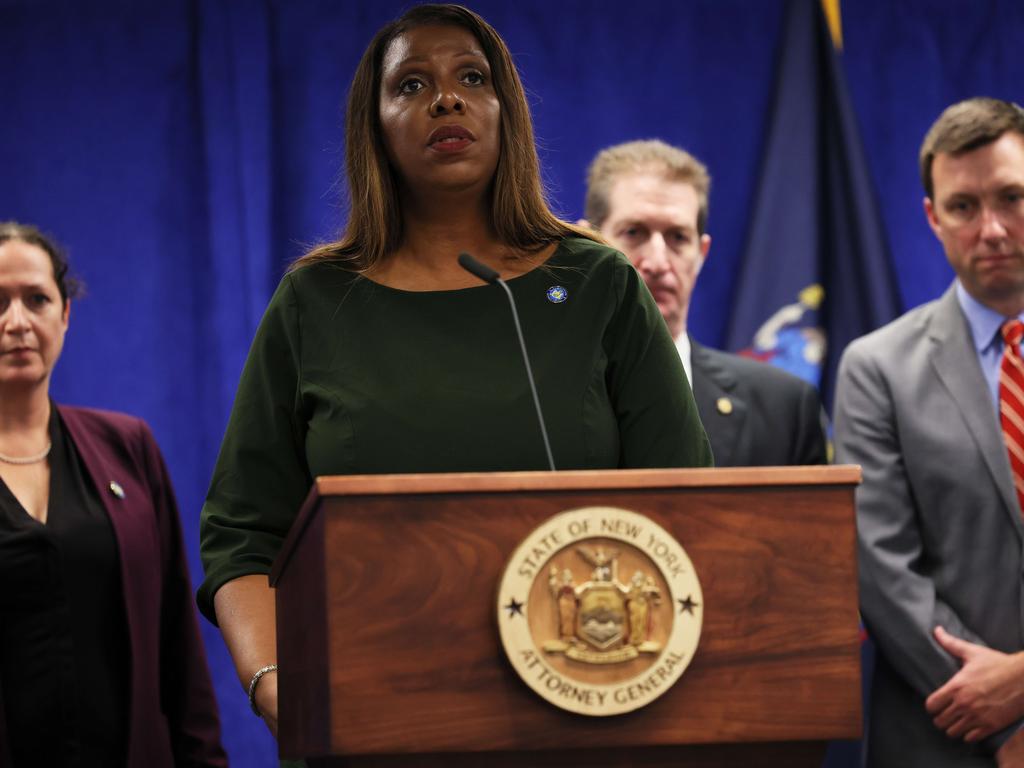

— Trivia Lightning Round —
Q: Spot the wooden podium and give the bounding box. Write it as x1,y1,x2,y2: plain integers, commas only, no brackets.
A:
269,466,861,767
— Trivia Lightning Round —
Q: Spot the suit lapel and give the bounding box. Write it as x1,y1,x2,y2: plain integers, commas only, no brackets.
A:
690,338,747,468
928,287,1021,529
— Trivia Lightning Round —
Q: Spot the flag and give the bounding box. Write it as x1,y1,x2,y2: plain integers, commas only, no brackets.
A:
724,0,901,412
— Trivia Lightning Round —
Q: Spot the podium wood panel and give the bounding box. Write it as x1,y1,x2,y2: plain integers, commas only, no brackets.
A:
272,467,860,762
304,741,826,767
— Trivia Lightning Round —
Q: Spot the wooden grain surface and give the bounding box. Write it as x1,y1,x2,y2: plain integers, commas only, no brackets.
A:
275,475,861,760
276,511,330,757
305,741,826,767
312,465,860,496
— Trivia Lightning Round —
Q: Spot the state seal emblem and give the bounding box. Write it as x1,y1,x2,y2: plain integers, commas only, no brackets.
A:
497,507,702,715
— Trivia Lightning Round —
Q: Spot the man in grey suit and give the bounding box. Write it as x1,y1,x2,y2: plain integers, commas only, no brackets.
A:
834,97,1024,767
582,139,826,466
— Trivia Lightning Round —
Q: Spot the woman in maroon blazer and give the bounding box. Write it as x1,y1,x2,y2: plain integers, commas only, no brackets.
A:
0,222,226,767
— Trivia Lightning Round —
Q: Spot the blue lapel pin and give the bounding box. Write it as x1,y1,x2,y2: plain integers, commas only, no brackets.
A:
546,285,568,303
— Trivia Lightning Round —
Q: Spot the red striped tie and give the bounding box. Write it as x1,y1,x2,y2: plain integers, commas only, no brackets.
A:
999,319,1024,515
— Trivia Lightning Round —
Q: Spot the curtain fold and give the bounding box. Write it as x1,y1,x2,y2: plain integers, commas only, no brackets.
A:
1,2,1022,765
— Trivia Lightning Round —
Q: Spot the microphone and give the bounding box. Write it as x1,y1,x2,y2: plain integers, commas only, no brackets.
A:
457,252,500,284
458,252,556,471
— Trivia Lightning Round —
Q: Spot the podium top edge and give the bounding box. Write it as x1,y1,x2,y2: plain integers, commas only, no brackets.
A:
311,465,861,497
269,466,861,585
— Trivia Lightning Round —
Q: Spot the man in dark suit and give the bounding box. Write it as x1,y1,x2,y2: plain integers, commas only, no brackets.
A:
834,98,1024,767
582,139,826,466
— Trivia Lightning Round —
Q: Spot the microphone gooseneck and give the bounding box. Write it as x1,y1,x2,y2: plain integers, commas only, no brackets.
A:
457,252,557,472
457,252,500,284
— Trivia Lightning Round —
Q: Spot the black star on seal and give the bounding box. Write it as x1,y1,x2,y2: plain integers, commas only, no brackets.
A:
678,595,699,615
504,597,525,618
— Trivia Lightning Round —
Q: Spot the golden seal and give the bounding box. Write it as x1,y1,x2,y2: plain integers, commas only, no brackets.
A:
497,507,702,716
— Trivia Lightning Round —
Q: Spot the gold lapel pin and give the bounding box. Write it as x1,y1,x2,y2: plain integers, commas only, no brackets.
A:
109,481,126,499
716,397,733,415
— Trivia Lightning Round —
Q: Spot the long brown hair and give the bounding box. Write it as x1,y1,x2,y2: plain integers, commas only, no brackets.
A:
291,4,598,273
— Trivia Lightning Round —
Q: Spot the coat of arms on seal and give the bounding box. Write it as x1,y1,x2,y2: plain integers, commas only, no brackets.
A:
497,507,702,716
543,546,663,663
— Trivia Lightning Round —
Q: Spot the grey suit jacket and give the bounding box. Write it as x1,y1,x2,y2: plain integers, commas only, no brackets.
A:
834,284,1024,767
690,339,827,467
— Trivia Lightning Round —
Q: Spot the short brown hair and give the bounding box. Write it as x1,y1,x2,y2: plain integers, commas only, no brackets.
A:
920,97,1024,199
584,139,711,234
293,4,596,273
0,221,82,306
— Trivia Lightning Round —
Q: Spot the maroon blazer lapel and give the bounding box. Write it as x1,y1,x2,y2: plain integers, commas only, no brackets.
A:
56,405,226,767
58,405,168,765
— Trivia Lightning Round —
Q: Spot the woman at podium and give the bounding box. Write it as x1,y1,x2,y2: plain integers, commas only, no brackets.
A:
0,223,226,767
198,3,712,737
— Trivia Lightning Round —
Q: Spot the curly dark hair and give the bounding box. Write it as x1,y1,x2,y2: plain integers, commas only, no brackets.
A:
0,221,83,305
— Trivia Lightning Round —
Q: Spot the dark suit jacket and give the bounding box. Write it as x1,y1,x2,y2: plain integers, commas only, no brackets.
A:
0,406,226,768
689,339,827,467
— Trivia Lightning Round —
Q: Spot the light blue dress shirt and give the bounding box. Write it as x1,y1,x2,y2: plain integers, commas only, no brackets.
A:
955,280,1024,414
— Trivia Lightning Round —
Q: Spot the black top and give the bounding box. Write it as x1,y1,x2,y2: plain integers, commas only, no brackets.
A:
0,406,129,766
199,237,713,618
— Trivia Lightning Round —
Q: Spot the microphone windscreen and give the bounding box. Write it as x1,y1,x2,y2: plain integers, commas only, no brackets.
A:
458,252,500,284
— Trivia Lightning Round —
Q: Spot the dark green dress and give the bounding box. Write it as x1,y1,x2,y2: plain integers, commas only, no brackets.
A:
197,237,711,619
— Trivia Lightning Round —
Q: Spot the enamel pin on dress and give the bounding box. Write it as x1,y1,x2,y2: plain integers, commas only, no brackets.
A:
109,481,126,499
546,286,568,303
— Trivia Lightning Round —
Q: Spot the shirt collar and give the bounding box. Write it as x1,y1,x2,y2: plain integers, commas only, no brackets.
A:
674,332,692,385
955,280,1013,354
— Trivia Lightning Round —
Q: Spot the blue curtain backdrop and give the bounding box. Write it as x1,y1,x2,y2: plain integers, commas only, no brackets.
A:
1,1,1021,765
